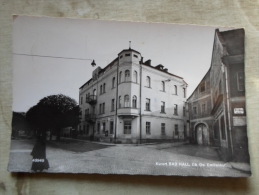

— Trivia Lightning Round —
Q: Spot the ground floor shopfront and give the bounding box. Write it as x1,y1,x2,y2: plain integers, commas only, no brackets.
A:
79,115,188,144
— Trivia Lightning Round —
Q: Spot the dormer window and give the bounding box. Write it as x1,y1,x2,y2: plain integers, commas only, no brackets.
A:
125,53,131,56
133,54,138,58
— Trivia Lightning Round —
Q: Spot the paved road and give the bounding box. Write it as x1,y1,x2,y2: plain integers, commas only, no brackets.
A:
8,139,250,177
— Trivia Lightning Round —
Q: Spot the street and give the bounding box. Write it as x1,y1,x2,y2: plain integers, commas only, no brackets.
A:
8,139,250,177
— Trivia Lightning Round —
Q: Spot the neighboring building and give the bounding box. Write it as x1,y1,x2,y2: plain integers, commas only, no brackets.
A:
79,48,188,143
187,28,248,162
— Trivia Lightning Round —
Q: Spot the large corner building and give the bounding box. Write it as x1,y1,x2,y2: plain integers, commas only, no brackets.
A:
79,48,188,143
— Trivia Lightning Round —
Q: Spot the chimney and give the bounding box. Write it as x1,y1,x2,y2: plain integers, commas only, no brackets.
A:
155,64,164,70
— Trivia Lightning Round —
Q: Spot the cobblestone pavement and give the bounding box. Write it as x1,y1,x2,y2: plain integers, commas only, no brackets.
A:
8,139,251,177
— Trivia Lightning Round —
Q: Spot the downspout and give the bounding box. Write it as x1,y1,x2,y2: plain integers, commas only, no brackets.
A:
139,57,143,144
114,57,119,143
92,78,98,141
94,72,99,140
224,63,234,157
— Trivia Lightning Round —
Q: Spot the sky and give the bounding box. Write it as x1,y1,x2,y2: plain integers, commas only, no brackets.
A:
12,16,230,112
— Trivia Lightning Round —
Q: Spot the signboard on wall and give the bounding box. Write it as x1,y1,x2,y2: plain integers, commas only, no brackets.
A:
233,116,246,126
234,108,245,115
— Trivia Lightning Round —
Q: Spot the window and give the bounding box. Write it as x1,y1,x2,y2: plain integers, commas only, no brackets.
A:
125,70,130,81
146,76,151,87
99,103,105,114
86,124,89,135
184,125,187,137
93,89,96,96
111,99,115,111
119,71,122,83
202,103,206,114
92,106,96,114
200,82,205,93
125,53,130,56
133,54,138,58
161,81,165,92
124,121,131,134
120,55,123,59
133,71,138,83
146,122,151,135
124,95,130,107
112,77,116,88
85,109,89,119
85,94,88,103
175,124,179,136
183,88,186,98
161,123,166,135
97,123,100,134
174,104,178,115
103,83,106,93
80,96,83,104
145,98,150,111
193,106,197,115
110,121,114,134
119,96,122,108
237,72,245,91
83,125,86,134
100,85,103,95
132,95,137,108
102,122,106,134
220,116,226,140
161,101,165,113
183,106,186,116
102,103,105,114
99,104,102,114
174,85,177,95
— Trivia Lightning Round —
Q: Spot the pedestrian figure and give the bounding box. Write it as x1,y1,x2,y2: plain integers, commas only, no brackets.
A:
31,136,49,172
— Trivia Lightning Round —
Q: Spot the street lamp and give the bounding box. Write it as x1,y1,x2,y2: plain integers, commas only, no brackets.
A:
91,60,96,67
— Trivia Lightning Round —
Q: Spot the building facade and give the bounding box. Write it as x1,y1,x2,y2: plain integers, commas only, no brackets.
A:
188,29,249,162
79,48,188,143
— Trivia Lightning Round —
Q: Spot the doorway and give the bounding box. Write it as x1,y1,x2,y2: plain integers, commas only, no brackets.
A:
195,123,208,145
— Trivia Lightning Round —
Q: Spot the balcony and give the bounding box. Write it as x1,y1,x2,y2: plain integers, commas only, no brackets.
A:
85,114,96,123
85,95,97,105
117,107,139,119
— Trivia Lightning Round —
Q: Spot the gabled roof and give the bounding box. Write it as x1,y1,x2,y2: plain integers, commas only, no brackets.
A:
187,28,245,100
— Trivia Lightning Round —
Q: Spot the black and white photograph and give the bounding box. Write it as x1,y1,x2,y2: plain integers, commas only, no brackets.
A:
8,15,251,177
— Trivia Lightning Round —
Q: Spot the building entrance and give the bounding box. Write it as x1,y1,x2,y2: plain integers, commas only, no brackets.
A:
196,123,208,145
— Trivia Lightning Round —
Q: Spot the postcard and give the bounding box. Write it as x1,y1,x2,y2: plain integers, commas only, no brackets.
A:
8,16,251,177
